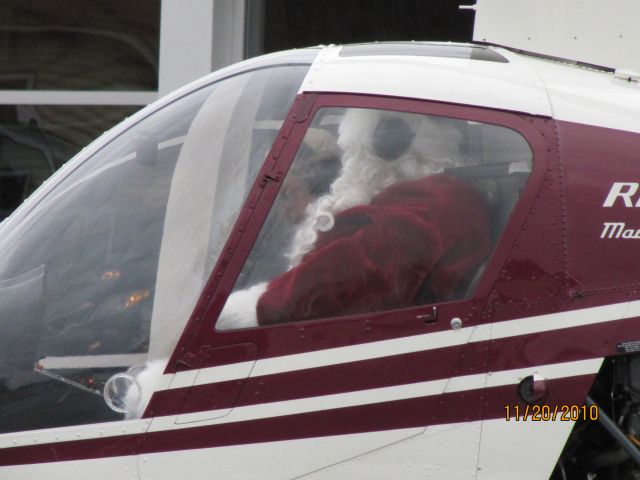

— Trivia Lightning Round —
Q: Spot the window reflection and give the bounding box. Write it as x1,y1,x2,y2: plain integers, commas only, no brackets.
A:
0,0,159,91
0,104,141,221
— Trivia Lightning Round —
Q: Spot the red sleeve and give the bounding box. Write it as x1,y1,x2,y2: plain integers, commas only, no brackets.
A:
257,174,490,326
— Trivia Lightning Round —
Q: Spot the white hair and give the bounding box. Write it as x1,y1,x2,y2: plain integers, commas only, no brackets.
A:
286,108,463,268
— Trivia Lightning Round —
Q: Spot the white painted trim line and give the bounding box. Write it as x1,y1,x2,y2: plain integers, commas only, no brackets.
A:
38,354,148,370
0,358,602,449
165,300,636,389
0,419,152,450
152,358,603,432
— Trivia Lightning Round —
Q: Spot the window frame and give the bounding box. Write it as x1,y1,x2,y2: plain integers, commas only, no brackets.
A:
167,92,551,368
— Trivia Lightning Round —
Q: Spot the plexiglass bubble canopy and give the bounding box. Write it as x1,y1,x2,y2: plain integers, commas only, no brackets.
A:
0,48,318,433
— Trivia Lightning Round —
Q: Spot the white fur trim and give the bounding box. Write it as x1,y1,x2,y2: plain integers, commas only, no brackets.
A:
316,211,335,232
125,358,168,419
217,282,267,330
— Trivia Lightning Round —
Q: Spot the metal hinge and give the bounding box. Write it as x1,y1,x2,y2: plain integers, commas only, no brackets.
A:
291,93,317,123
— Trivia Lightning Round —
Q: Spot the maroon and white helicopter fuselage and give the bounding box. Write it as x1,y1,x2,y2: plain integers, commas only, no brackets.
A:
1,19,640,480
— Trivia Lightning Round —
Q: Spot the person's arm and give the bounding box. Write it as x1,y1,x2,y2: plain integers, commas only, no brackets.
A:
257,175,491,325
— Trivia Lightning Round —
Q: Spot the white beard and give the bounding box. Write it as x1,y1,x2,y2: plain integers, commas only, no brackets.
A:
285,109,463,269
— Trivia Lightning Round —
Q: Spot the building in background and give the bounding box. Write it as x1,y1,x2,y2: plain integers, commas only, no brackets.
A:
0,0,471,220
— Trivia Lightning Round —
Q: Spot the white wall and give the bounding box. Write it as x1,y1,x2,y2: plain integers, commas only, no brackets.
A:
159,0,246,97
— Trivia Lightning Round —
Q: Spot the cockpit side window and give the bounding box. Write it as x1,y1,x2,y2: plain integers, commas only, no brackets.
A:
217,107,533,330
0,64,310,434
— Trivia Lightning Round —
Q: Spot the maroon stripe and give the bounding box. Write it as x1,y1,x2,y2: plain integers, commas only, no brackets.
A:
0,434,142,467
148,315,634,417
148,341,472,417
147,374,592,449
0,374,594,466
488,311,640,371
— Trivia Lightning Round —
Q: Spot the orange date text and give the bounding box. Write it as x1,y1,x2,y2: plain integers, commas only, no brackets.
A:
504,404,598,422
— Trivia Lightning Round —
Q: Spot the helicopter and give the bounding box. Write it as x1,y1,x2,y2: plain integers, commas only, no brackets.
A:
2,5,640,479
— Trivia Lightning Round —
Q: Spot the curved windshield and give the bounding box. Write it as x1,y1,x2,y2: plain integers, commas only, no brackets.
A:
0,126,76,222
0,64,310,434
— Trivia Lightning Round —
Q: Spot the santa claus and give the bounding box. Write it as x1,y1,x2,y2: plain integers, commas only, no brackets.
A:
217,108,491,329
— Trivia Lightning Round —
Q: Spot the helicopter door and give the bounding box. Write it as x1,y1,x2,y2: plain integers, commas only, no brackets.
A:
145,94,544,479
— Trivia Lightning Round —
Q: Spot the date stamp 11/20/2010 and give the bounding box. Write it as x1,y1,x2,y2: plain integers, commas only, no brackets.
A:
504,404,599,422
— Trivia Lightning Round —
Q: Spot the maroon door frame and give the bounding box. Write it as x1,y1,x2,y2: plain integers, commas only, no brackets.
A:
164,92,553,377
137,93,556,445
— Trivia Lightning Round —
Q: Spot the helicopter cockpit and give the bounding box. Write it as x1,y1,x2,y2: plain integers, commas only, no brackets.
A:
218,106,533,329
0,52,315,434
0,44,535,437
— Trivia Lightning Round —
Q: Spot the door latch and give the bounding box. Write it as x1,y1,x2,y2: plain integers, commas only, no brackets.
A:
416,306,437,324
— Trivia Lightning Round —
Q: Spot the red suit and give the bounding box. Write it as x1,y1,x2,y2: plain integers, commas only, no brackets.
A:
257,174,491,325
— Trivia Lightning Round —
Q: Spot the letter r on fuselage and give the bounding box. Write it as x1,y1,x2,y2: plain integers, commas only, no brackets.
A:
603,182,640,207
